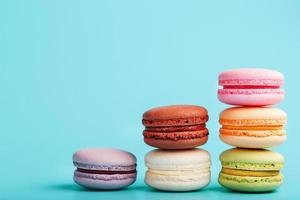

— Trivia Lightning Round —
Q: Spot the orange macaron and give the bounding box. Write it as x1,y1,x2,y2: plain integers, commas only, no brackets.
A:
219,107,287,148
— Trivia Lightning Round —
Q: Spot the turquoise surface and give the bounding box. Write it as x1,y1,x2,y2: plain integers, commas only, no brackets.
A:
0,0,299,199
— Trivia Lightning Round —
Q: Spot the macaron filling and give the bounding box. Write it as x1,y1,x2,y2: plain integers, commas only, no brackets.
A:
219,119,286,138
219,118,286,126
73,162,136,171
218,82,284,95
142,116,208,127
221,161,284,171
221,168,279,177
74,170,137,181
143,129,208,140
221,125,283,130
145,124,206,132
220,129,285,138
77,168,137,175
223,85,280,89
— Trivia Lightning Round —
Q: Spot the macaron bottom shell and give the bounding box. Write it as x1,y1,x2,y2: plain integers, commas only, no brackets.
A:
74,170,137,190
219,134,286,149
144,136,208,150
145,171,210,191
218,172,283,192
218,91,284,106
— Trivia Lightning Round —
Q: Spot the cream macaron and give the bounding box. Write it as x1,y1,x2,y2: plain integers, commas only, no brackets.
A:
144,148,211,191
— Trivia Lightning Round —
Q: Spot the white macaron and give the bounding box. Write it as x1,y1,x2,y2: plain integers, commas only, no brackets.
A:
144,148,211,191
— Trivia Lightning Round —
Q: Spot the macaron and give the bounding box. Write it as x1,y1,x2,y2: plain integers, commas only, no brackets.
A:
145,148,211,191
219,148,284,192
218,68,284,106
73,148,137,190
142,105,209,149
219,107,287,148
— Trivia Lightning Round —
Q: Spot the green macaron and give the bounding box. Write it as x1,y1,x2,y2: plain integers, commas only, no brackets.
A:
218,148,284,192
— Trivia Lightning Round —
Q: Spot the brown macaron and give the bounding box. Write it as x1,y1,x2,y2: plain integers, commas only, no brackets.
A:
142,105,209,149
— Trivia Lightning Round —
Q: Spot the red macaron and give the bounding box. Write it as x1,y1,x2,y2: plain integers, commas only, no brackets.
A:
142,105,209,149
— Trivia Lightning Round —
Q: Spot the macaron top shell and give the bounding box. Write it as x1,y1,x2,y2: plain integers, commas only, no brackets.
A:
220,148,284,170
143,105,208,127
143,105,208,120
73,148,136,170
219,68,284,86
145,148,210,170
219,107,287,126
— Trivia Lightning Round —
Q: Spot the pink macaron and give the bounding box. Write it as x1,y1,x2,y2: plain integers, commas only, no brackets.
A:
73,148,137,190
218,68,284,106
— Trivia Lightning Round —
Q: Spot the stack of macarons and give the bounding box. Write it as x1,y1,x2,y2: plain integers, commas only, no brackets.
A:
70,68,289,193
217,68,287,192
142,105,211,191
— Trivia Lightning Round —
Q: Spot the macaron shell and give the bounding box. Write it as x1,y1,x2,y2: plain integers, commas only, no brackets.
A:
219,107,287,122
220,148,284,170
145,124,206,132
218,90,284,106
73,148,136,170
219,172,283,192
142,105,208,127
143,105,208,120
145,170,210,191
74,170,136,190
145,149,211,170
218,68,284,86
220,134,286,148
144,136,208,149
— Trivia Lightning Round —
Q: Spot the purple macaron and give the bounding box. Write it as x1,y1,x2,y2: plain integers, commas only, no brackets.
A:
73,148,137,190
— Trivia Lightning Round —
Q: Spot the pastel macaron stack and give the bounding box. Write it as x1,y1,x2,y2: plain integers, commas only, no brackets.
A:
217,68,287,192
142,105,211,191
73,148,137,190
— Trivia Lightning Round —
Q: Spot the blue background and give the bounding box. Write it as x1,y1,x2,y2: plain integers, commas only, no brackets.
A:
1,0,299,199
